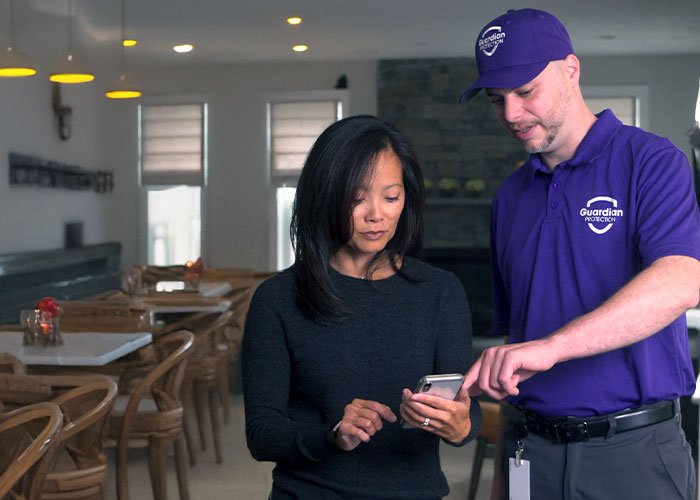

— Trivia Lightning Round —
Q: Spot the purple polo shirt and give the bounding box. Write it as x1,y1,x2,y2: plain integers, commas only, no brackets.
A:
491,109,700,416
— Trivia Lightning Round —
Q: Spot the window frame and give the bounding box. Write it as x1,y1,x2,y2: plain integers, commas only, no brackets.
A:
137,95,209,265
264,89,349,270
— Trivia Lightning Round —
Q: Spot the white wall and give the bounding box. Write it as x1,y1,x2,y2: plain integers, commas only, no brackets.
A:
0,76,112,254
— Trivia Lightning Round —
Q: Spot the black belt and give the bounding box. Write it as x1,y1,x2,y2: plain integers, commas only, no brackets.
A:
504,400,677,443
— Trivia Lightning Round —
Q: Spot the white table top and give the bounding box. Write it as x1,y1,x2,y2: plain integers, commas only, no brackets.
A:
147,300,231,315
198,281,233,298
0,332,152,366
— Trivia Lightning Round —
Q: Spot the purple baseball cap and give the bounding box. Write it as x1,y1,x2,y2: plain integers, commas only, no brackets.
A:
459,8,574,103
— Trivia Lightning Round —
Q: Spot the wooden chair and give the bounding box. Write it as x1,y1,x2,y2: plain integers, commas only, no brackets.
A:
58,301,151,333
40,375,118,500
0,352,26,374
106,330,194,500
0,402,63,500
0,373,119,500
136,265,191,288
173,311,233,466
467,400,501,500
213,310,244,425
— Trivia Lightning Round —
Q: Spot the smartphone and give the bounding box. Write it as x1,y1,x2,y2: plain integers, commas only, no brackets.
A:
402,373,465,428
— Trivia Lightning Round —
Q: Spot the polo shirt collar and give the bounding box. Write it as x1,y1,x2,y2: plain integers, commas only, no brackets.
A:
528,109,623,178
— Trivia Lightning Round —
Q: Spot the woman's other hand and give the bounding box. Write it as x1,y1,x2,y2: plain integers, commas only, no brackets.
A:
334,399,397,451
400,386,472,443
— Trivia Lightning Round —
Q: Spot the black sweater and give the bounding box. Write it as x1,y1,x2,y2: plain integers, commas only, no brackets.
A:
242,257,482,500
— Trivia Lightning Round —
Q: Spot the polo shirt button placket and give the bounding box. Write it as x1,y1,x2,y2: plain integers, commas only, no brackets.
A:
547,178,562,220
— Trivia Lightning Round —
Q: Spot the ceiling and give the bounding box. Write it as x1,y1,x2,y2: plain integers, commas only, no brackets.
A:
5,0,700,72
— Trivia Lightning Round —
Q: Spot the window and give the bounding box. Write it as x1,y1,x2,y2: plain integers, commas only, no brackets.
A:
139,102,207,265
266,90,349,270
270,101,341,177
582,85,648,128
696,77,700,123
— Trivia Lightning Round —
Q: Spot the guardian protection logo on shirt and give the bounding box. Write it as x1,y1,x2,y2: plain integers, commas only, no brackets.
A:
478,26,505,56
580,196,624,234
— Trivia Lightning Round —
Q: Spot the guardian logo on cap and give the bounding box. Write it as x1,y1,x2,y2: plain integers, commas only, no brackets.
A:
459,8,574,103
478,26,505,56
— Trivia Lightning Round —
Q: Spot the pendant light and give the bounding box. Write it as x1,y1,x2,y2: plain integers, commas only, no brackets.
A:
0,0,37,77
105,0,140,99
49,0,94,84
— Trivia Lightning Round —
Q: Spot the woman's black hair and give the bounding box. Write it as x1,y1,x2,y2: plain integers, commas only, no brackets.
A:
290,114,425,324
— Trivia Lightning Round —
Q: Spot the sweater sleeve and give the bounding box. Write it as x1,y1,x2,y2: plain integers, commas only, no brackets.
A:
433,272,482,445
241,278,340,464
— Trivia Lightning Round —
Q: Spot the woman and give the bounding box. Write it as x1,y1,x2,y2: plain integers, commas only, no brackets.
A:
242,115,481,500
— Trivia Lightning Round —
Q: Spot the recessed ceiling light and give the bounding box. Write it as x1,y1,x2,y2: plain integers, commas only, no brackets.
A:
122,39,138,47
173,44,194,53
287,17,302,25
292,44,308,52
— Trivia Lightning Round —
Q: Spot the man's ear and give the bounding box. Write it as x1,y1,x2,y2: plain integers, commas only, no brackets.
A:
563,54,580,84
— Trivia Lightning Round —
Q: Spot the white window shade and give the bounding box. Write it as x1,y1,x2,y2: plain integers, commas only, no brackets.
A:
270,100,339,175
584,97,636,126
141,104,204,185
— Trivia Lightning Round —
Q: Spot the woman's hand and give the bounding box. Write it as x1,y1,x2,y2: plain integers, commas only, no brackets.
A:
399,385,472,443
334,399,397,451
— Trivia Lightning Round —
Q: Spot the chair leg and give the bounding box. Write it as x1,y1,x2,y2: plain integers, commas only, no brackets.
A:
216,359,231,425
193,378,209,451
208,384,224,464
147,438,169,500
116,440,130,500
182,409,197,467
467,437,487,500
174,437,190,500
179,378,197,467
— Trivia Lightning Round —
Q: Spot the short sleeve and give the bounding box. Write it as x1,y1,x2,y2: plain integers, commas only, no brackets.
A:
635,142,700,266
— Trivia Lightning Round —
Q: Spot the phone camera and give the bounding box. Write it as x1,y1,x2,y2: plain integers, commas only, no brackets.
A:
422,383,432,392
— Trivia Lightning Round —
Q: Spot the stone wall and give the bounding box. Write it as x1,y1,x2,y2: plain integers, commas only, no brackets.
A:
377,58,528,248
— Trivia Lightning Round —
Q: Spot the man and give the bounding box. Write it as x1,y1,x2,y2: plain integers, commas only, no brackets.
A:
460,8,700,500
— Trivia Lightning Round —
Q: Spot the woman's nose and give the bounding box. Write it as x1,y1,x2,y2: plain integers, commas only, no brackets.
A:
365,199,383,222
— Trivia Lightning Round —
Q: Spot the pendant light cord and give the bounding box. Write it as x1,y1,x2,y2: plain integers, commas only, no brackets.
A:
120,0,126,77
7,0,14,47
67,0,74,58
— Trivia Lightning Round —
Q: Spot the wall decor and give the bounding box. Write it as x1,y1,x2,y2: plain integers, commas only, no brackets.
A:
8,152,113,193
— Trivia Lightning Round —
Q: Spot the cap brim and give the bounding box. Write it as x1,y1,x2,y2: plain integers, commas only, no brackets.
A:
458,61,549,103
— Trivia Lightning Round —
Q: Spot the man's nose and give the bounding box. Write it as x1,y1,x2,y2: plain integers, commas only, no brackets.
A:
503,95,523,124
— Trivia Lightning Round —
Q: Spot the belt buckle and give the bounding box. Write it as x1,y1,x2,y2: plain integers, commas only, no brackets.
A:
556,420,590,443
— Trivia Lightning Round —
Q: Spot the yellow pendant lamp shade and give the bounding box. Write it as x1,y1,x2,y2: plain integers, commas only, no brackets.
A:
0,46,37,77
50,0,93,84
105,74,140,99
0,0,37,77
49,53,94,83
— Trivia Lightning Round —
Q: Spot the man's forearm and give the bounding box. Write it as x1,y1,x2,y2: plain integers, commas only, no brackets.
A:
545,255,700,364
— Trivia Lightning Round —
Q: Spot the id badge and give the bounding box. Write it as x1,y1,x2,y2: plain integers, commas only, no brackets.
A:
509,457,530,500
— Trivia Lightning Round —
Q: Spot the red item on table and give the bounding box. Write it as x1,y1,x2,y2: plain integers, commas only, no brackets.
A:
36,297,60,318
